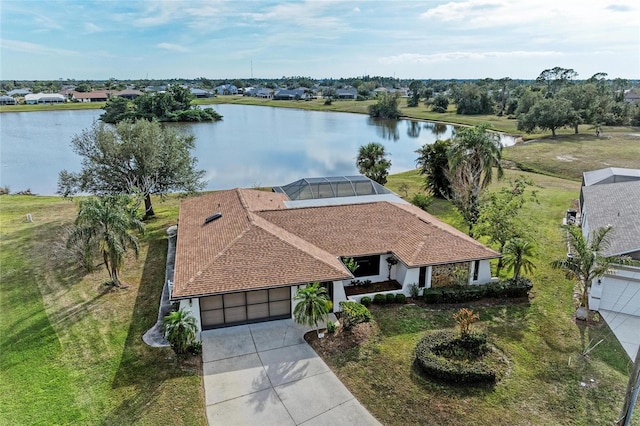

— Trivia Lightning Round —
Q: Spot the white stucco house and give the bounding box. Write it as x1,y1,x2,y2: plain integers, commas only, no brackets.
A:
169,176,499,333
580,168,640,359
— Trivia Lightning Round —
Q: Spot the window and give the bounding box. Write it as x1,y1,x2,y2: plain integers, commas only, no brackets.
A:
418,266,427,288
352,255,381,277
473,260,480,281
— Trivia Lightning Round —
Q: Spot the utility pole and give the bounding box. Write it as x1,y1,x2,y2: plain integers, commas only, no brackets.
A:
617,345,640,426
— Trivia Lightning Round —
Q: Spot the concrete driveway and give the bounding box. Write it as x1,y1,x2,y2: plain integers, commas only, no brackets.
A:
201,319,380,425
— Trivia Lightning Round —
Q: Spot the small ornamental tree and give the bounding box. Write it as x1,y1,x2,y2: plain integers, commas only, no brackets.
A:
293,282,331,336
453,308,479,337
163,308,197,357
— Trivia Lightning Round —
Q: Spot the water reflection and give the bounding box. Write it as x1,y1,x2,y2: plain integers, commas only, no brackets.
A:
367,117,400,141
0,105,515,195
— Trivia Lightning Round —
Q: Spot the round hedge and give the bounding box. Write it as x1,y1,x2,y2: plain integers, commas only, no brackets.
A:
415,330,498,384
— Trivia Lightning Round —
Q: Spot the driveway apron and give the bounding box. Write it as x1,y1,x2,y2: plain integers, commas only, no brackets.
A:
201,319,380,425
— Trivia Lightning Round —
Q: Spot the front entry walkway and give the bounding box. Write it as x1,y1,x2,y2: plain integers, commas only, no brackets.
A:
201,319,380,425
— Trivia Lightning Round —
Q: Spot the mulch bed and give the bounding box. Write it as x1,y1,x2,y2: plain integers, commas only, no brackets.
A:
344,280,402,296
304,322,377,358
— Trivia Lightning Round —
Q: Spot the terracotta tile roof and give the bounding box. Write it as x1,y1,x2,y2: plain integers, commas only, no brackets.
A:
172,189,499,299
172,189,350,298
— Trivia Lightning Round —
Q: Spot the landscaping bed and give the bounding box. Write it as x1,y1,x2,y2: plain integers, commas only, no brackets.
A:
344,279,402,296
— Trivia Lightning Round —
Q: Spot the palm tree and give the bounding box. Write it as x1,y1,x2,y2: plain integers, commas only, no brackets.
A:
447,124,504,235
293,282,331,336
551,225,629,319
448,124,504,192
503,238,536,281
163,308,197,356
67,194,144,287
356,142,391,185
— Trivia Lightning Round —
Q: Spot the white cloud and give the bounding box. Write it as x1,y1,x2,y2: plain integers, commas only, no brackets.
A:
379,50,564,64
157,43,189,52
0,39,77,56
84,23,102,33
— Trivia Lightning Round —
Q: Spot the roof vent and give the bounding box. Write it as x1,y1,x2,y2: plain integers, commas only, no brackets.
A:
204,212,222,224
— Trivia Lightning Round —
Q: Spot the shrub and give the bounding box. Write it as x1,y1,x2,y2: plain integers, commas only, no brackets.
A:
188,341,203,355
373,293,386,304
339,301,372,330
411,192,432,211
360,296,372,307
395,293,407,304
163,308,197,357
386,293,396,304
421,279,532,304
415,330,495,384
408,283,419,298
453,308,479,337
327,320,337,333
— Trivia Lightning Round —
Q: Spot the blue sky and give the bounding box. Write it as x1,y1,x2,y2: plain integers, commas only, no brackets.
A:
1,0,638,80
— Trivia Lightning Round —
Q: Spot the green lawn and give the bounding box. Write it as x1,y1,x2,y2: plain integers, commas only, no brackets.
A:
0,195,206,425
318,169,638,425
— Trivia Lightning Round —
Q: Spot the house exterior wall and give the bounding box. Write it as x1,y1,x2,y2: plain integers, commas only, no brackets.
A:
472,259,494,284
179,298,203,339
589,265,640,314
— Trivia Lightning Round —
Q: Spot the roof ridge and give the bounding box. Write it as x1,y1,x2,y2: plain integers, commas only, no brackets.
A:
390,202,500,255
250,213,350,277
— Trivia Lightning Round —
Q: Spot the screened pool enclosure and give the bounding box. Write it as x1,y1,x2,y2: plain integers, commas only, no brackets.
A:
273,176,393,200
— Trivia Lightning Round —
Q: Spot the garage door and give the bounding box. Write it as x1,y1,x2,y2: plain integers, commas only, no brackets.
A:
200,287,291,329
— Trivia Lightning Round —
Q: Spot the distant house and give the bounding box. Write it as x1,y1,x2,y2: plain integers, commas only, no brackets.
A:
168,176,499,332
336,88,358,99
71,91,110,102
116,89,143,100
579,168,640,359
7,88,31,97
190,88,213,98
244,87,274,99
273,88,313,100
623,89,640,103
214,84,238,95
0,95,17,105
24,93,65,104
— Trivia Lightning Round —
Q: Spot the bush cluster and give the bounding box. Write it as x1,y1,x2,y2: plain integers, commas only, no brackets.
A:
373,293,387,304
339,301,372,330
415,330,495,384
422,278,532,304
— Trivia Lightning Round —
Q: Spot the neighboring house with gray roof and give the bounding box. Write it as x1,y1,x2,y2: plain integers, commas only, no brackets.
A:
580,168,640,360
169,177,499,332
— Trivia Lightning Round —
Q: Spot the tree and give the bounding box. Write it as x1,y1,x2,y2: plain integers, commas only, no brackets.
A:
551,225,630,319
558,83,600,134
415,139,452,198
368,92,401,119
431,94,449,113
58,119,206,218
356,142,391,185
536,66,578,96
163,308,197,356
407,80,423,107
67,194,144,287
475,178,537,275
503,238,536,281
447,124,504,235
293,282,331,336
453,83,494,115
517,97,575,136
100,96,134,123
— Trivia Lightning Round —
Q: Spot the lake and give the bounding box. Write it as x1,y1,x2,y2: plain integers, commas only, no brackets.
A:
0,105,515,195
